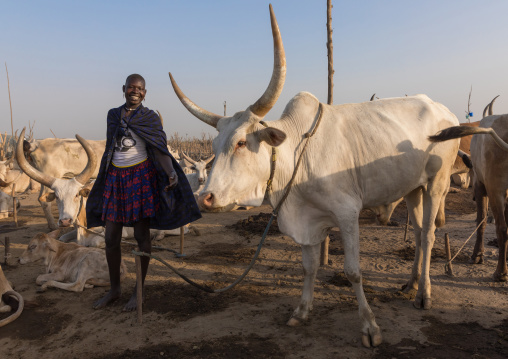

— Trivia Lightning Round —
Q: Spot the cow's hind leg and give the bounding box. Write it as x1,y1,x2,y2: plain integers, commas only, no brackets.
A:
402,188,423,295
339,211,381,347
413,179,449,310
489,194,508,282
41,278,88,292
471,181,488,264
287,243,321,326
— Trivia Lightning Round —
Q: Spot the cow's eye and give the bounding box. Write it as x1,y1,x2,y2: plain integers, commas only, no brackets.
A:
237,141,246,148
28,244,36,251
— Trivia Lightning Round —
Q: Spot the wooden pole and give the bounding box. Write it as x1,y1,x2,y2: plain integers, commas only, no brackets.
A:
321,0,334,266
11,183,17,227
179,226,185,256
4,237,10,265
326,0,334,105
135,254,143,324
403,209,410,242
320,236,330,266
444,233,454,276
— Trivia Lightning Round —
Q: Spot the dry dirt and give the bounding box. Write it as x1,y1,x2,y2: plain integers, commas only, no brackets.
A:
0,186,507,359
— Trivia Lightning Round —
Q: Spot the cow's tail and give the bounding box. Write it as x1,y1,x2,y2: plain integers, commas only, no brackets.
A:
0,291,24,327
429,126,508,152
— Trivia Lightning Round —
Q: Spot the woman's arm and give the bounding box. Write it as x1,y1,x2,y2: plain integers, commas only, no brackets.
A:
153,148,178,190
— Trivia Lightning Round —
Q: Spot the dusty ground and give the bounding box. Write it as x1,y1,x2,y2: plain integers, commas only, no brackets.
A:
0,186,507,359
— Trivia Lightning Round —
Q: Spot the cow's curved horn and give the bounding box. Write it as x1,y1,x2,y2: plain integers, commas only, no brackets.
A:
157,110,164,128
74,135,97,185
488,95,499,116
204,154,215,165
16,128,56,188
182,152,197,166
370,93,376,101
0,291,24,328
169,73,223,128
249,4,286,118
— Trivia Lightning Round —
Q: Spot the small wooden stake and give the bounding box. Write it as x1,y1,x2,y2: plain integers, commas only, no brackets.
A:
320,236,330,266
4,237,10,265
444,233,454,276
403,210,410,242
11,184,18,227
135,254,143,324
179,226,185,255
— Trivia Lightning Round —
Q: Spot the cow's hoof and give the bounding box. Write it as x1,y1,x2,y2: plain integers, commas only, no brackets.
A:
469,255,483,264
493,271,507,282
413,296,432,310
361,330,382,348
286,316,304,327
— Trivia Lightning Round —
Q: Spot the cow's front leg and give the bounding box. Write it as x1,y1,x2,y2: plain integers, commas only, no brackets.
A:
36,272,65,287
287,243,321,326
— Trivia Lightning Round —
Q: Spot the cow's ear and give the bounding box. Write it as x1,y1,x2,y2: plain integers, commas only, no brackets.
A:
79,188,91,198
257,127,287,147
46,229,61,240
39,192,56,202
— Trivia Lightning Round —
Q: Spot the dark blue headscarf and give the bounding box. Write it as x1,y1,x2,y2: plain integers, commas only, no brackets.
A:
86,104,201,229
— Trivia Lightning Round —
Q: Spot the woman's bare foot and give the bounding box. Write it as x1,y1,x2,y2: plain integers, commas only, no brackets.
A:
122,291,144,312
93,289,121,309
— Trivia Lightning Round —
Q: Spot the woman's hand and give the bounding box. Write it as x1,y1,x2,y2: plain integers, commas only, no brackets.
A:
165,170,178,191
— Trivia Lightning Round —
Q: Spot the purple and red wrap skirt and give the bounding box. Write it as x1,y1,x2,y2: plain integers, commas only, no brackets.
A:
101,159,160,225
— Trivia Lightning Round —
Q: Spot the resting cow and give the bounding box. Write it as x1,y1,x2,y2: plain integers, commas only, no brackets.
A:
429,114,508,281
169,5,459,347
19,232,127,292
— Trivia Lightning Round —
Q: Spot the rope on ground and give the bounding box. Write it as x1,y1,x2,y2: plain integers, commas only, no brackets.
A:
132,215,275,293
445,216,487,271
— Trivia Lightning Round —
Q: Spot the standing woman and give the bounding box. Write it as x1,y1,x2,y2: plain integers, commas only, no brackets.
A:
86,74,201,311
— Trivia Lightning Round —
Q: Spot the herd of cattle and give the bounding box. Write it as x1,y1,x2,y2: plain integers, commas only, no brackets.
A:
1,4,508,348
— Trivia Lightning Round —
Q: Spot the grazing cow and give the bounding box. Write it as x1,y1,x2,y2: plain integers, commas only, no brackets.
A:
429,115,508,282
169,5,459,347
0,266,24,327
19,232,127,292
15,129,102,230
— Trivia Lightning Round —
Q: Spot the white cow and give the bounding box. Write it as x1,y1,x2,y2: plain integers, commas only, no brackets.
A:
15,129,103,230
169,5,459,347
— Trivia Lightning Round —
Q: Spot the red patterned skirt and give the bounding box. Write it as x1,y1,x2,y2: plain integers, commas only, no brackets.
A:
101,159,160,225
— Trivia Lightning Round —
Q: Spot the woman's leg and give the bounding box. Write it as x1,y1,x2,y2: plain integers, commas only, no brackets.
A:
123,217,151,312
93,220,123,309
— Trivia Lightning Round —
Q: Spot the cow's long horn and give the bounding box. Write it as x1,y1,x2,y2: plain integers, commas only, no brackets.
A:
204,154,215,165
169,73,223,128
249,4,286,118
182,152,197,166
488,95,499,116
16,128,56,188
370,93,376,101
0,291,24,328
74,135,97,185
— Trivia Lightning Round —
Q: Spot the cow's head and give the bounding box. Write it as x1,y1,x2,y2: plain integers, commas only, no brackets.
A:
181,152,214,184
169,5,287,211
19,232,60,264
16,128,97,227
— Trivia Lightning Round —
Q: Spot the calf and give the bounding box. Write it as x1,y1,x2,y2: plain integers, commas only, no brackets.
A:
19,232,127,292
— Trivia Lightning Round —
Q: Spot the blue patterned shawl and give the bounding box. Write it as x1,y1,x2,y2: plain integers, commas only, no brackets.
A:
86,104,202,229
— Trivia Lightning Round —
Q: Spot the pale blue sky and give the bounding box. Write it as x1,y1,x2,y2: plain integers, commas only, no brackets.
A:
1,0,507,140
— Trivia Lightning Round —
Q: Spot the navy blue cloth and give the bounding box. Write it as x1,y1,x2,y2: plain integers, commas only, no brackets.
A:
86,104,202,230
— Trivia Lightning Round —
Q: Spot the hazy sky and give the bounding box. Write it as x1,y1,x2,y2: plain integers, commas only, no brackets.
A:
1,0,507,140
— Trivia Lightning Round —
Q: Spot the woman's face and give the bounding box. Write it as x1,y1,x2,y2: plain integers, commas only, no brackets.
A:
123,78,146,108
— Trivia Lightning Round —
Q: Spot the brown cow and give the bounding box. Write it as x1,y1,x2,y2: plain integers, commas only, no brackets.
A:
429,114,508,281
19,232,127,291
